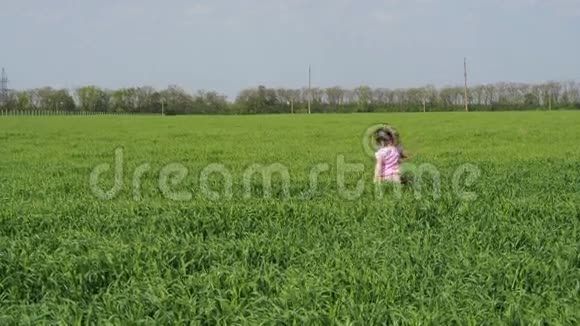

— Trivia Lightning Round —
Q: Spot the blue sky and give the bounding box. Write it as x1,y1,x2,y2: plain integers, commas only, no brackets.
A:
1,0,579,98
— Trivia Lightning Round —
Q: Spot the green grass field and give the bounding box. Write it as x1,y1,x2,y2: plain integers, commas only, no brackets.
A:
0,112,579,324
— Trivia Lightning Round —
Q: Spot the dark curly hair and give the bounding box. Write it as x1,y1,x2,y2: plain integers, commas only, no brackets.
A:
375,127,395,146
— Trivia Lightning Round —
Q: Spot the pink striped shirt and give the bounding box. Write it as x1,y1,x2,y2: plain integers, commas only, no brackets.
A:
375,146,401,179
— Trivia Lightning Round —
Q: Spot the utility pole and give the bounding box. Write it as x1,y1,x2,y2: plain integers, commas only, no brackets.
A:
0,68,8,105
308,65,312,114
161,98,166,116
464,58,469,112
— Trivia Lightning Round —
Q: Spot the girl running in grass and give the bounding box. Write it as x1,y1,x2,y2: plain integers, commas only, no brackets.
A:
374,125,408,184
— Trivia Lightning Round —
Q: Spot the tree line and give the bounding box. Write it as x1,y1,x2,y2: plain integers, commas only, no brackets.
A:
1,81,579,114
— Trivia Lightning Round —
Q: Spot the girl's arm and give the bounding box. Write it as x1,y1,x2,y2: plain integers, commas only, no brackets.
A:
374,157,382,182
398,146,411,160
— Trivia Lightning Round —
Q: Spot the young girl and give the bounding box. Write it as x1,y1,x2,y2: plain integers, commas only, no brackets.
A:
374,126,407,183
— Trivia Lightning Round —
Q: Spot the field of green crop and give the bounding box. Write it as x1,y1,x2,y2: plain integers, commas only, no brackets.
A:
0,112,579,324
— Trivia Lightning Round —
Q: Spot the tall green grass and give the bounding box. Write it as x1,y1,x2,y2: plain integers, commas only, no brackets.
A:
0,112,578,324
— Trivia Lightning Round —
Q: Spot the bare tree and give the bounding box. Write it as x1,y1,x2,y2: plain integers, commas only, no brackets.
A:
326,87,345,107
371,88,387,105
